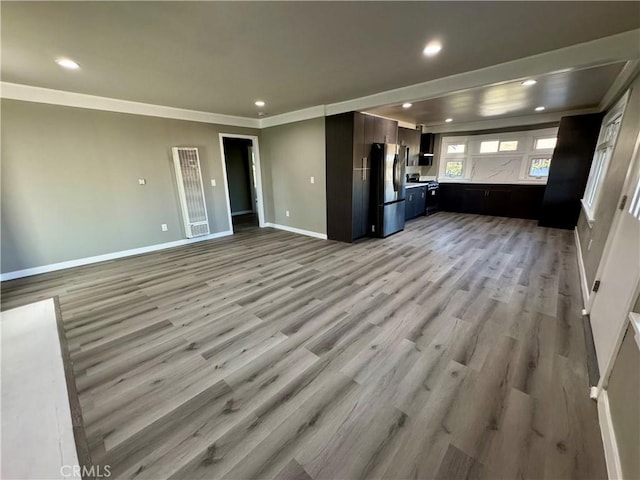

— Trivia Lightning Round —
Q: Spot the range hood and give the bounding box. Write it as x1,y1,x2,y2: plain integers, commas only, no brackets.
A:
419,133,434,166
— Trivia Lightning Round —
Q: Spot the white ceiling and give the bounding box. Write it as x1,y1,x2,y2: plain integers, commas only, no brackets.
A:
366,63,625,127
2,2,639,119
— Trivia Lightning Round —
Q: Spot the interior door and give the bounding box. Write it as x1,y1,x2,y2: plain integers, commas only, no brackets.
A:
590,135,640,384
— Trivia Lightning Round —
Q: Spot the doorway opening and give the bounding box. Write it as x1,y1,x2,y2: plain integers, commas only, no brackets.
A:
219,134,265,233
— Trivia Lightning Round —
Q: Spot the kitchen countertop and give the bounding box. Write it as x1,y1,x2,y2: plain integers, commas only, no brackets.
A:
405,182,436,188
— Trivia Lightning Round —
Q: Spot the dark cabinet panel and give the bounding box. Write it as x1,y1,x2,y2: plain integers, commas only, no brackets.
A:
373,116,398,144
486,187,512,217
416,186,427,216
352,111,366,170
463,187,487,215
539,113,604,229
399,127,421,166
405,186,427,221
405,190,415,221
439,183,546,220
326,112,381,242
352,169,369,239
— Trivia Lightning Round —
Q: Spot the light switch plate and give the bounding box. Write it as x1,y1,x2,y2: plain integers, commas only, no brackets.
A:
211,179,217,187
161,224,168,231
286,210,290,217
138,178,146,185
310,176,315,184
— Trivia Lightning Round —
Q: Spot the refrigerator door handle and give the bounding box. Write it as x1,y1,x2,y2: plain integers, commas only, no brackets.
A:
392,155,399,192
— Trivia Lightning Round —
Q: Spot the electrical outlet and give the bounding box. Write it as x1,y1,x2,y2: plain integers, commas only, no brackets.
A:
310,176,315,184
286,210,290,217
161,224,168,231
138,178,146,185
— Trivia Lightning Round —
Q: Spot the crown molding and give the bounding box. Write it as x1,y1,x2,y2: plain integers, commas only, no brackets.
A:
0,82,260,128
259,105,326,128
2,29,638,130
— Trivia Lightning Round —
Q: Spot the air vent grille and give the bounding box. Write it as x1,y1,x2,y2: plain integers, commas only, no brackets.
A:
171,147,210,238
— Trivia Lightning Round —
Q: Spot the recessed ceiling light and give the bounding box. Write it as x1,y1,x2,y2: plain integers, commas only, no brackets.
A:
402,103,412,109
55,58,79,70
255,100,265,107
521,79,537,86
445,118,453,123
535,106,545,111
423,41,442,57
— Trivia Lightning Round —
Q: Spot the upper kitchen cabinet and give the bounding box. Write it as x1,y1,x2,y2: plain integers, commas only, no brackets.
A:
398,127,421,166
372,116,398,144
327,112,392,242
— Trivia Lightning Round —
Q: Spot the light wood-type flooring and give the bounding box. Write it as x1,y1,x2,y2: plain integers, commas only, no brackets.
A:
1,213,607,480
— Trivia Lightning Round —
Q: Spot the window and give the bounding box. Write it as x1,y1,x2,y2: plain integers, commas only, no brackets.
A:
499,140,518,152
447,144,466,154
535,137,557,150
439,127,558,183
480,140,499,153
445,161,464,178
529,157,551,177
582,91,629,224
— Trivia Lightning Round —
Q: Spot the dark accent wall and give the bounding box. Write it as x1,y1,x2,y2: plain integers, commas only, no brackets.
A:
539,113,604,229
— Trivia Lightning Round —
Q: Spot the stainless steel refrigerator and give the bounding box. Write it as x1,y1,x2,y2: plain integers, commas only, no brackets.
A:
370,143,406,238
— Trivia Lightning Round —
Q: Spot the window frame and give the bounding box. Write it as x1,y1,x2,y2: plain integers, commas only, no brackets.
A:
534,136,558,151
444,160,465,179
581,91,629,226
438,128,557,183
527,155,552,179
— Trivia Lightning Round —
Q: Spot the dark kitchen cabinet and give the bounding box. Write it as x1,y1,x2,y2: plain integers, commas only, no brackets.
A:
376,116,398,144
486,187,512,217
462,187,487,215
398,127,421,166
539,113,604,229
439,183,546,220
405,186,427,220
326,112,397,242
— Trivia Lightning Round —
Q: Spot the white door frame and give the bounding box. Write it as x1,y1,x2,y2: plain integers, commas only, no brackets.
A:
591,129,640,391
218,133,266,231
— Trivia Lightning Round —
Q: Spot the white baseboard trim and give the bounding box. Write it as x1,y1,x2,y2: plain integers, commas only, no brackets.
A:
264,222,327,240
574,228,591,310
0,230,233,282
597,390,623,480
231,210,254,217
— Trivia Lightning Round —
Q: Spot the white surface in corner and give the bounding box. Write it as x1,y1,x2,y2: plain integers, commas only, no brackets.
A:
1,299,80,480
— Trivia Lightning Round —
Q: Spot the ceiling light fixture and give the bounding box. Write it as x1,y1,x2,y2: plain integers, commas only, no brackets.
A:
55,58,80,70
402,103,412,109
255,100,265,107
423,41,442,57
445,118,453,123
535,106,545,111
521,79,537,86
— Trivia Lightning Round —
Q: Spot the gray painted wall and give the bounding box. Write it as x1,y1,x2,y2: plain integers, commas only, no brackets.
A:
577,76,640,286
1,99,259,273
223,138,253,214
260,117,326,234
